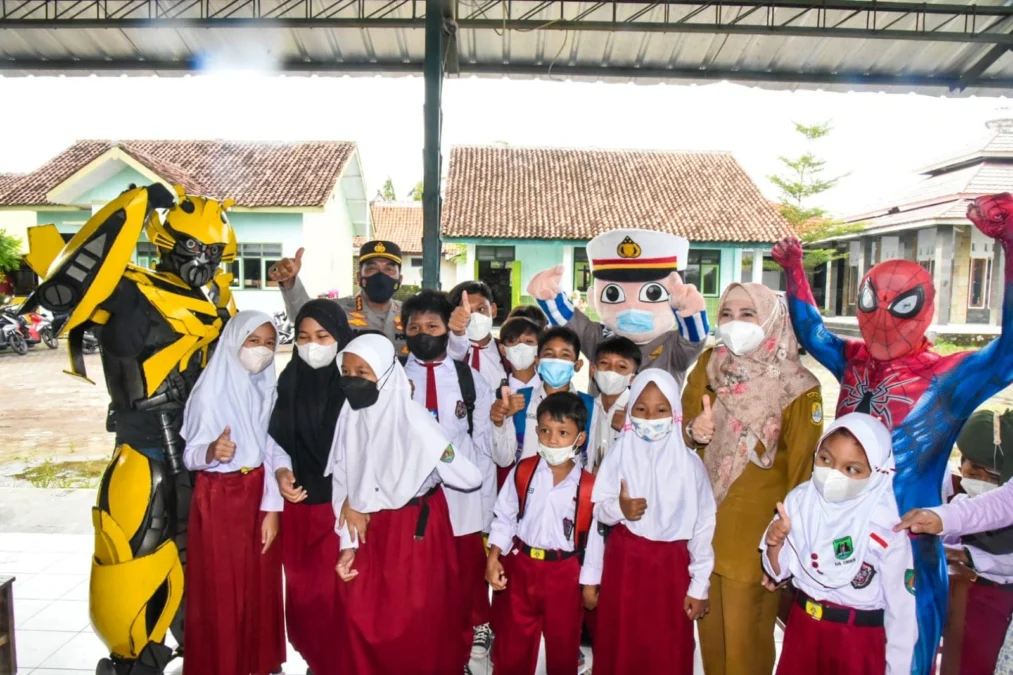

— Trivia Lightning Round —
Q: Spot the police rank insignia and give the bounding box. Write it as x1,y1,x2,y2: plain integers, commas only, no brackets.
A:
850,562,877,590
649,345,665,361
440,445,454,463
616,236,642,259
833,536,854,560
455,400,467,419
905,569,916,595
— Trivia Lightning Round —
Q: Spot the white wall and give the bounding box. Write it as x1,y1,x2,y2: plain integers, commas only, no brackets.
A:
0,210,38,252
301,190,357,300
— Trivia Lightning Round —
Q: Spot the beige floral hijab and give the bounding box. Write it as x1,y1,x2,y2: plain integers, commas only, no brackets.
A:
703,283,820,504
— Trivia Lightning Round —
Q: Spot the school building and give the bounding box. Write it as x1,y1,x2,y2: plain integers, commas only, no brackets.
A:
440,145,796,321
0,139,370,313
814,118,1013,334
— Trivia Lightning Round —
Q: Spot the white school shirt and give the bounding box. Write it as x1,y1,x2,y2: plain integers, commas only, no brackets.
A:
943,493,1013,585
487,460,604,585
593,438,716,600
404,355,498,535
490,381,599,468
760,506,917,675
465,339,508,392
509,372,540,393
183,436,284,512
586,390,630,472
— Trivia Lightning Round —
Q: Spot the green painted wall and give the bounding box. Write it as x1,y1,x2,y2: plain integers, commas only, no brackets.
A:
37,210,91,235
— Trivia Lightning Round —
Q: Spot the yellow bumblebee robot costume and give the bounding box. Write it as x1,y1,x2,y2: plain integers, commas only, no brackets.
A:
21,183,237,675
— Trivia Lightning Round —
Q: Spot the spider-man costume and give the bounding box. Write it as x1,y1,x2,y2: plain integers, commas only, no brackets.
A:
773,192,1013,675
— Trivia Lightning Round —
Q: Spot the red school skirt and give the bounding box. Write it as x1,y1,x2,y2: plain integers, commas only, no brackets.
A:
957,579,1013,675
336,487,461,675
776,591,887,675
281,500,342,675
593,525,694,675
183,466,285,675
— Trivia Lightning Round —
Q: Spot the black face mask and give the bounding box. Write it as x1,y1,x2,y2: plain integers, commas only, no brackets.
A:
340,376,380,410
406,332,450,362
361,272,400,304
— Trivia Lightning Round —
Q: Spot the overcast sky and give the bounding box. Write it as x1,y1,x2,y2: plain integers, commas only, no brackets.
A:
0,73,1007,217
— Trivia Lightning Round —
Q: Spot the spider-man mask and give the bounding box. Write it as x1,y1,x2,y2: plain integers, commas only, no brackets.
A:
857,260,935,361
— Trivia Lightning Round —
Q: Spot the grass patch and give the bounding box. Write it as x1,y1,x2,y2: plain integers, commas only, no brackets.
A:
14,458,106,489
934,341,982,356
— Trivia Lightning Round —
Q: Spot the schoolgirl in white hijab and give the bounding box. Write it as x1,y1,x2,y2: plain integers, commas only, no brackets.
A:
760,413,917,675
179,309,286,675
591,369,717,675
325,333,481,675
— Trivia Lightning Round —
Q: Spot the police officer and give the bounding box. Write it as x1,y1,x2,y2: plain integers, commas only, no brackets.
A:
269,240,470,358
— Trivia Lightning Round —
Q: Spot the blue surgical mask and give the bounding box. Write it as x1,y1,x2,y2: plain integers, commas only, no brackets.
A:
537,358,576,389
615,309,656,335
630,415,673,442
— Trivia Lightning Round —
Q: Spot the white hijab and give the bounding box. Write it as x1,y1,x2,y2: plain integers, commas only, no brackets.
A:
592,369,701,540
181,310,277,457
326,333,452,512
786,412,897,588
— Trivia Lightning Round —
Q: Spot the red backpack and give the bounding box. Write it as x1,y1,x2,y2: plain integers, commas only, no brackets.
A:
514,455,596,563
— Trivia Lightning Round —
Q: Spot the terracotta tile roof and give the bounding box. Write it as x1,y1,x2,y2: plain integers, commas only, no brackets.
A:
0,140,357,208
0,173,23,198
355,201,457,256
441,146,793,243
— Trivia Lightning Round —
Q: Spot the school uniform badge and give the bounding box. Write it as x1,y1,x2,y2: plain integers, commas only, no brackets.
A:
563,517,574,541
455,400,467,419
440,445,454,463
850,562,877,589
811,401,823,425
905,569,916,594
833,536,854,560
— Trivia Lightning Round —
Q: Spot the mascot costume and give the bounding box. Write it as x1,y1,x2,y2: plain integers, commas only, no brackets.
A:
772,193,1013,675
527,229,709,387
21,183,238,675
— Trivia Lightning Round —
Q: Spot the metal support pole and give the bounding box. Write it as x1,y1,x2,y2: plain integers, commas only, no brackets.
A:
421,0,445,290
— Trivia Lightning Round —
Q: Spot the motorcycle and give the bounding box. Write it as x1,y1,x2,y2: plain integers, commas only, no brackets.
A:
7,308,58,349
273,311,294,345
0,311,28,355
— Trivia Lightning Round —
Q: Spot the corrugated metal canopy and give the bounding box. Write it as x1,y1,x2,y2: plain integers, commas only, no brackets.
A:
3,0,1013,94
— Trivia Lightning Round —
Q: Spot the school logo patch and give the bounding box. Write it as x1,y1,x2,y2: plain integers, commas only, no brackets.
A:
833,536,854,561
811,401,823,425
563,517,574,542
440,445,455,463
905,569,916,595
455,400,467,419
850,562,877,590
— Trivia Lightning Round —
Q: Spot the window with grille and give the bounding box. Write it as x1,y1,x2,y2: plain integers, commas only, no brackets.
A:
969,258,992,309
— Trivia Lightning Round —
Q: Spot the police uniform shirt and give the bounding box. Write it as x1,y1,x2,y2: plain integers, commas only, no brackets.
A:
280,278,468,359
487,459,605,585
404,355,497,534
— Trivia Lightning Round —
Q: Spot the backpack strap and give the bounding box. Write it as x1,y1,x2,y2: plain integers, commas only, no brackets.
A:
575,469,596,565
577,392,596,464
514,455,541,523
452,359,476,436
512,387,534,461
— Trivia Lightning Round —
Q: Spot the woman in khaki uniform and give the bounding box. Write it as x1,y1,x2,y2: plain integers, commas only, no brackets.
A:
682,282,823,675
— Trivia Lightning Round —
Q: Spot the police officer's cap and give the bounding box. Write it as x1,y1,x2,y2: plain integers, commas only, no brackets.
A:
587,229,689,282
359,240,402,266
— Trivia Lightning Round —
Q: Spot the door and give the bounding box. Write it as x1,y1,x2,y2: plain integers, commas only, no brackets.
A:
478,261,513,324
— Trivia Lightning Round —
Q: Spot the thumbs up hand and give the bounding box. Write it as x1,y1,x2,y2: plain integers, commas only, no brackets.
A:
766,502,792,548
619,479,648,522
689,396,716,445
268,247,304,290
449,290,472,336
206,425,237,464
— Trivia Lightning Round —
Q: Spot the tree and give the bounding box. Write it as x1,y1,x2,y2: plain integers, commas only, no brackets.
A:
768,122,864,270
410,181,424,202
0,228,23,289
381,177,396,201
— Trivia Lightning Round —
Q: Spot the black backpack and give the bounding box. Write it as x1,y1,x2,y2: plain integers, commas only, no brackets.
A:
399,356,477,436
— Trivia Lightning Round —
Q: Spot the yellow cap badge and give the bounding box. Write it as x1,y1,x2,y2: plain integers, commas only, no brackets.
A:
616,236,642,259
375,242,386,253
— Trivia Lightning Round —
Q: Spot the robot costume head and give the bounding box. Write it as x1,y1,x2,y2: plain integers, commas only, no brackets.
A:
145,185,237,289
856,259,935,362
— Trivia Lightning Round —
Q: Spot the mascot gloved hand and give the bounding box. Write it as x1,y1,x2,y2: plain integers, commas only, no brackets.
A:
527,229,709,392
773,192,1013,675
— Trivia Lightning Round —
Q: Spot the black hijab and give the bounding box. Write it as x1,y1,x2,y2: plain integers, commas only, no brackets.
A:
268,299,353,504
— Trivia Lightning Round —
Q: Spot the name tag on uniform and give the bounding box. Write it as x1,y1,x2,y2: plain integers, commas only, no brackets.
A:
804,599,823,620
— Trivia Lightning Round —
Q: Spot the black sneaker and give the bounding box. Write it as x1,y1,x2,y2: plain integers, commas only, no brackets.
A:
471,622,493,657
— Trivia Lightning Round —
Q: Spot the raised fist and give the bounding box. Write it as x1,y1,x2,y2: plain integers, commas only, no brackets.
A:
968,193,1013,240
527,265,564,302
664,272,706,318
268,247,304,290
771,237,803,269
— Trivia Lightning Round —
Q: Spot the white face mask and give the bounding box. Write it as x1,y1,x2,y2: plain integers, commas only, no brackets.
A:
630,415,673,442
504,343,537,371
538,441,576,466
717,320,766,356
298,341,339,369
466,313,494,342
812,466,871,503
239,346,274,374
595,370,632,396
962,477,1000,498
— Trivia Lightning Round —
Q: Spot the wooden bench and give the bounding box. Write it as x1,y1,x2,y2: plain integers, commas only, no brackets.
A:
0,576,15,675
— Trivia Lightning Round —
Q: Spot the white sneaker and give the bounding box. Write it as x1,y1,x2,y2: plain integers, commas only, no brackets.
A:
471,623,493,657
